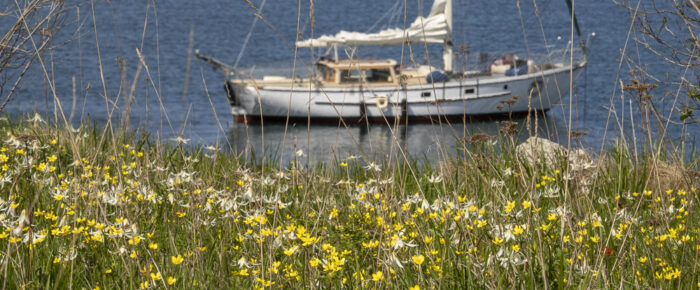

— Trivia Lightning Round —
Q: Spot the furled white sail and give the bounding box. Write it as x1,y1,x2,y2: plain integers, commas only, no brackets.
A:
295,0,450,47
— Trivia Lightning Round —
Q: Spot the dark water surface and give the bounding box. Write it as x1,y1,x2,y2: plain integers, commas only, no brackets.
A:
2,0,697,164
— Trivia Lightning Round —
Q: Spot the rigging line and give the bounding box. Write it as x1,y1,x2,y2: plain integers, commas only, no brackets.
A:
366,0,403,32
387,0,405,29
234,0,267,69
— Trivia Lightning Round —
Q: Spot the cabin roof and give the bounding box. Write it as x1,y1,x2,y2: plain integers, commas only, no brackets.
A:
316,58,397,69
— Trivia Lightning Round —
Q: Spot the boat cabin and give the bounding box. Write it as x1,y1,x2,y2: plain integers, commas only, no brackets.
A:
316,59,398,85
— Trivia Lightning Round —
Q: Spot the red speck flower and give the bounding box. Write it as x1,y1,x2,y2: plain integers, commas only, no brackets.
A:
601,247,614,256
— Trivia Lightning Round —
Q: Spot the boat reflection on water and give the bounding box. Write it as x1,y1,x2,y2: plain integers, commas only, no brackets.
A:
224,114,571,166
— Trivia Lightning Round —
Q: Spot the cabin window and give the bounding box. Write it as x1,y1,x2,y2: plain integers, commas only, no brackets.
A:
464,88,475,94
340,68,393,83
317,65,336,82
367,69,392,82
421,91,431,97
340,70,363,83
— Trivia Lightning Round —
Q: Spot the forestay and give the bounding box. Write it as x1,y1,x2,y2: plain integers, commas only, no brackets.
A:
295,0,449,47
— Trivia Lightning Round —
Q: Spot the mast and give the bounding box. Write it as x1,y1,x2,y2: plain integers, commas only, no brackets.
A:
442,0,453,72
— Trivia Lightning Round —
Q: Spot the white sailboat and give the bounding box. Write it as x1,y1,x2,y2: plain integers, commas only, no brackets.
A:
200,0,589,123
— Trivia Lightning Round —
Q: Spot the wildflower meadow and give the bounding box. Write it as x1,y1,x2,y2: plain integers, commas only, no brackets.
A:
0,117,698,289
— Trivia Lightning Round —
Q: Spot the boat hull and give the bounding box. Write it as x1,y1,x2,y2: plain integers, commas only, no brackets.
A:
229,63,584,123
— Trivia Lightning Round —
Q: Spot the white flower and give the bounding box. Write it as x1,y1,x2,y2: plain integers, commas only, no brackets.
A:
27,231,46,244
503,167,514,176
389,254,403,269
262,177,276,186
490,179,505,188
277,200,292,209
379,177,394,185
60,248,77,262
421,199,430,210
392,236,417,250
5,135,21,148
238,257,251,268
544,186,561,198
364,162,381,172
17,210,29,227
28,113,45,124
171,136,190,145
275,171,288,179
427,174,442,183
242,187,254,201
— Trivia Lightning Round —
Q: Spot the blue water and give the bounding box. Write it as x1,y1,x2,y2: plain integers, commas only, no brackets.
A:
2,0,697,163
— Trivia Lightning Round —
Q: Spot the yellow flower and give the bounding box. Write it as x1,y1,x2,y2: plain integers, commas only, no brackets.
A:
681,234,691,242
503,201,515,214
412,254,425,265
512,225,524,235
237,268,249,276
521,200,531,209
423,236,433,244
150,272,161,281
171,254,184,265
148,243,158,250
409,285,420,290
511,244,520,252
371,270,383,282
284,246,297,256
105,269,112,274
128,236,142,245
340,162,347,167
310,258,321,268
492,237,504,245
167,276,177,285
